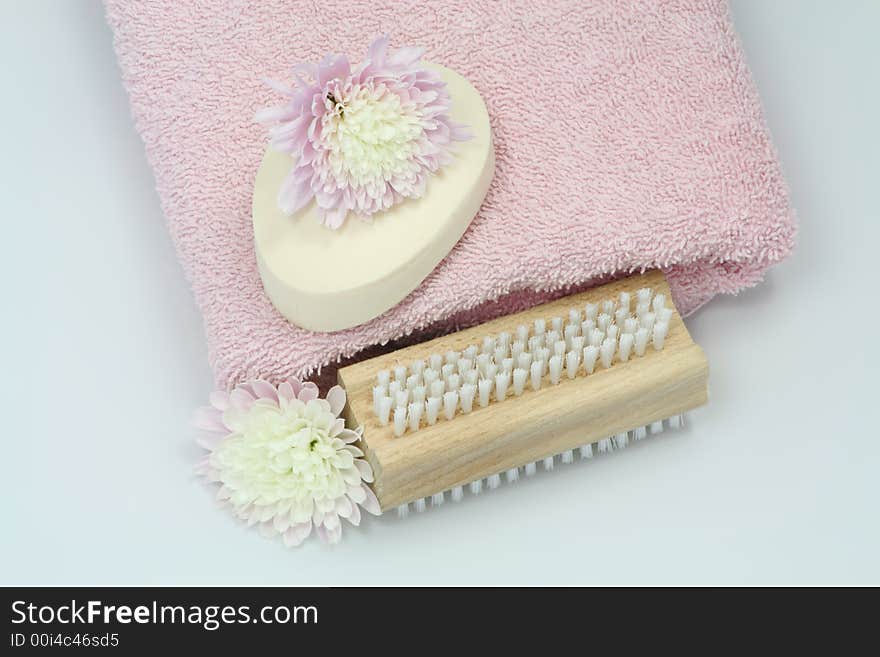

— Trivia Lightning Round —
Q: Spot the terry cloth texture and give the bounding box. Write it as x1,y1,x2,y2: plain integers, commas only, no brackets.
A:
106,0,795,388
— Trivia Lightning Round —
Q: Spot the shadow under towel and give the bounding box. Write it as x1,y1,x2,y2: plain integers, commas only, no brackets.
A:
105,0,796,388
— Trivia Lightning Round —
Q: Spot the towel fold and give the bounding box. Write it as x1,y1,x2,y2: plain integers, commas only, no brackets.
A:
106,0,795,388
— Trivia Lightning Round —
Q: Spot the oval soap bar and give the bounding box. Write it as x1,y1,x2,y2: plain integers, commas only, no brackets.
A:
253,63,494,332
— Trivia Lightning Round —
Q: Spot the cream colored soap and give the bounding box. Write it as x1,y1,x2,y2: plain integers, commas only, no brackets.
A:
252,63,494,332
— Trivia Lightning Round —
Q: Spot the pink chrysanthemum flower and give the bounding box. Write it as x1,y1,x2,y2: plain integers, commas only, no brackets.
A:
256,36,471,229
194,378,380,546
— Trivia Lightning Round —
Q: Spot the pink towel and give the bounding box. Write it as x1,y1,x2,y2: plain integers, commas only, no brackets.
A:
106,0,795,389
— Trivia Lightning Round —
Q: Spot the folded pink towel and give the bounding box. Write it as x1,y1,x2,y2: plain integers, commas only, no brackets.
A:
106,0,795,388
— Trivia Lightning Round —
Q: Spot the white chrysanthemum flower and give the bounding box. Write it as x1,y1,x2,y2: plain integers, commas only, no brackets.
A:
194,378,380,546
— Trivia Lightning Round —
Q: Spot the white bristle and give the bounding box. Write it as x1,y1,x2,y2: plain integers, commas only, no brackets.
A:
493,346,507,363
494,371,510,401
597,313,611,332
414,498,426,513
389,380,402,398
430,380,445,398
516,324,529,342
618,333,634,362
440,363,455,379
598,438,613,454
377,369,391,387
378,396,392,426
394,365,407,382
426,397,441,425
487,473,502,489
564,323,579,343
411,385,426,404
476,353,491,373
396,504,409,518
485,363,498,382
395,390,409,408
512,368,527,396
372,386,385,415
652,294,666,312
636,301,650,318
457,358,473,375
581,319,595,336
584,302,598,321
445,350,460,365
529,361,543,391
469,479,483,495
561,449,574,464
571,335,585,353
549,355,563,384
534,318,546,335
478,378,493,408
463,369,478,386
525,462,537,476
543,456,555,471
589,328,604,347
516,351,532,371
624,317,639,334
545,329,561,349
501,357,514,374
451,486,464,502
602,300,615,316
569,309,581,324
600,338,616,368
619,291,631,312
407,402,423,432
463,345,478,361
528,335,543,354
579,443,593,459
505,468,520,483
614,432,629,449
431,491,445,506
410,360,425,377
634,425,647,440
443,391,459,421
554,340,566,357
551,316,563,332
637,287,652,304
459,383,476,413
405,374,420,391
653,321,669,350
606,325,619,343
481,336,495,354
669,414,683,429
634,328,649,356
657,307,673,324
423,369,438,386
446,373,461,391
429,353,443,371
498,332,511,349
393,407,407,437
511,340,525,361
641,311,656,333
538,348,551,375
651,420,664,434
582,345,599,374
565,350,580,379
615,308,629,327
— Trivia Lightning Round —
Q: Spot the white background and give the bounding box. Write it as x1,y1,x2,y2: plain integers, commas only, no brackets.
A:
2,1,877,585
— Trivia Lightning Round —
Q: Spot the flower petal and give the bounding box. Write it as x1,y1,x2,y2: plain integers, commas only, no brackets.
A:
355,458,374,483
346,503,361,527
209,391,229,411
249,379,279,403
192,406,227,433
338,428,361,444
298,382,319,402
359,485,382,516
326,385,347,417
283,522,312,547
